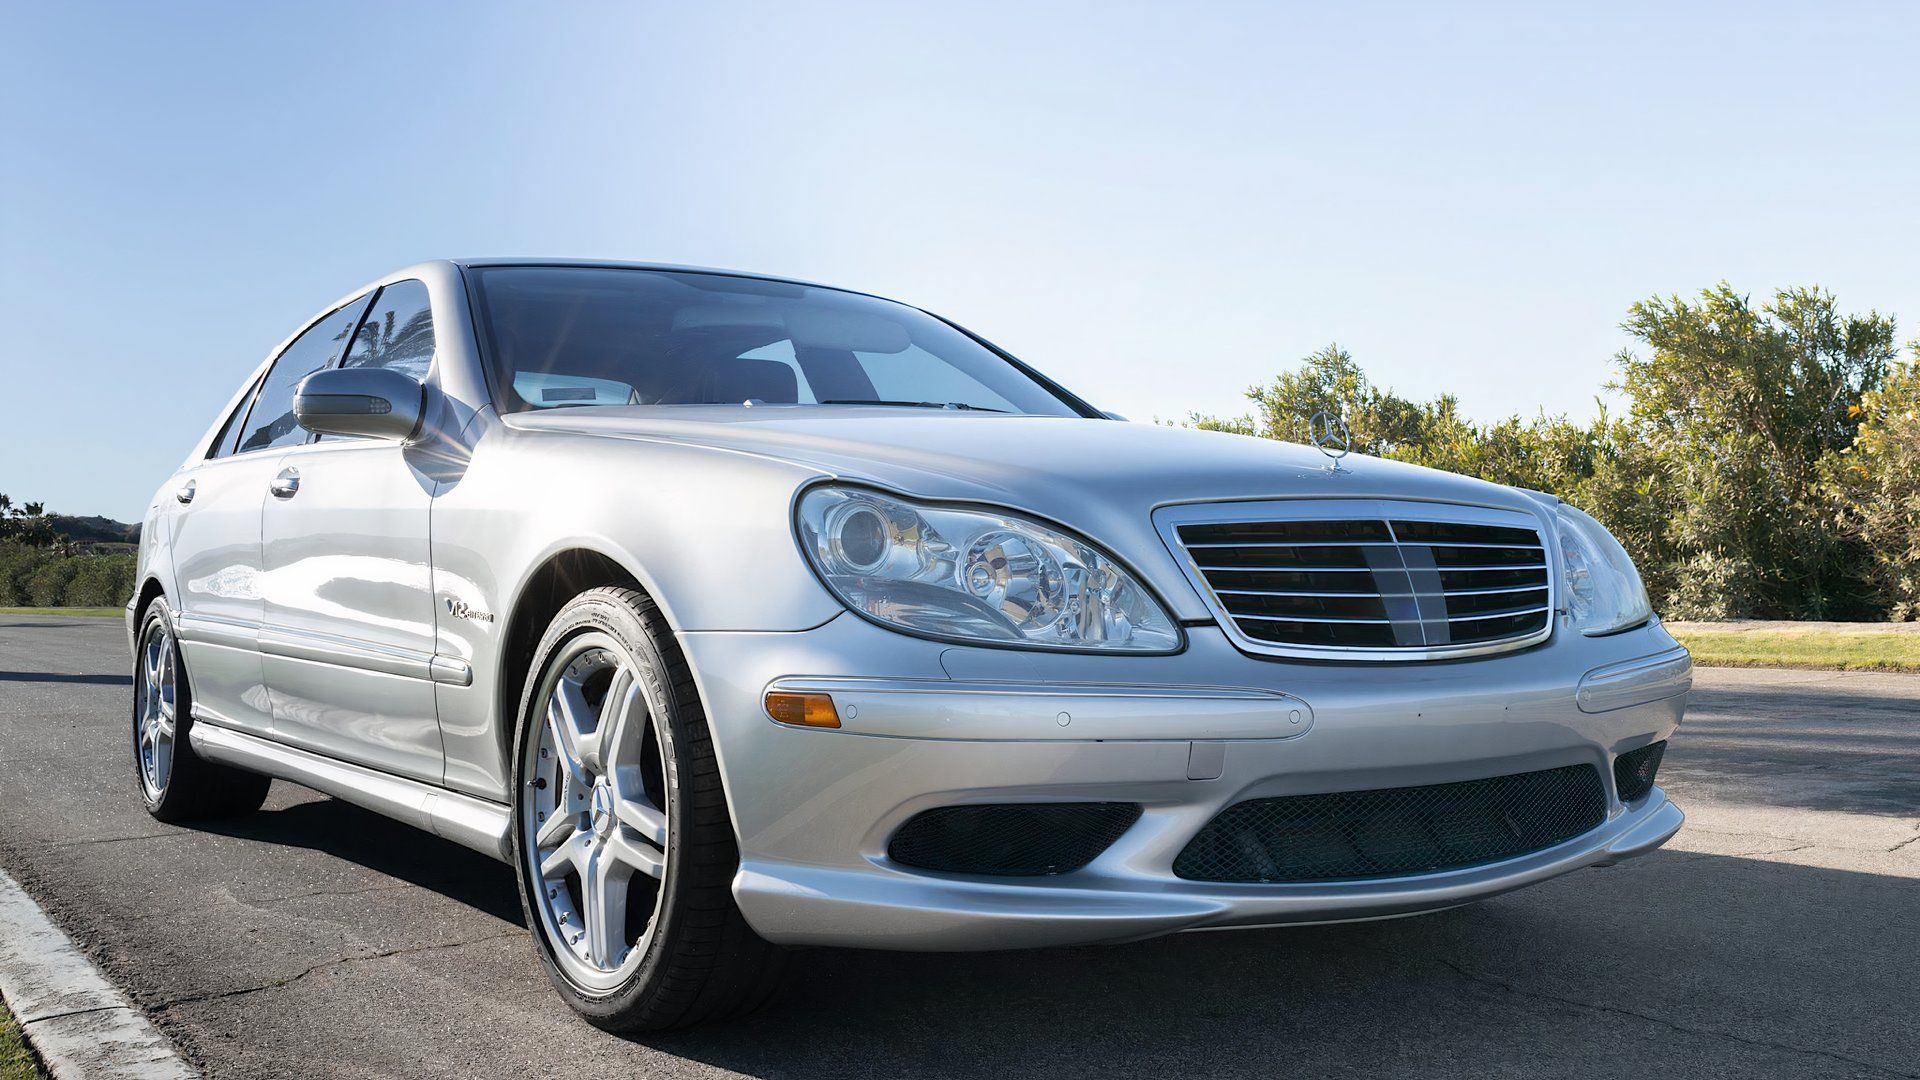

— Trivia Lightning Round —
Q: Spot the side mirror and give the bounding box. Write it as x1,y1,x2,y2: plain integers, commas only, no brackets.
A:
294,367,425,441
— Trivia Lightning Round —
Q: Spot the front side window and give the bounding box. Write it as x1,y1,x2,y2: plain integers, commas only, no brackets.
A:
343,279,434,379
236,295,371,454
468,267,1083,416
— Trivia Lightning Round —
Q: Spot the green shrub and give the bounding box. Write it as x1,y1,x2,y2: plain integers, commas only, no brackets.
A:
0,545,51,606
26,559,81,607
0,543,136,608
63,555,136,607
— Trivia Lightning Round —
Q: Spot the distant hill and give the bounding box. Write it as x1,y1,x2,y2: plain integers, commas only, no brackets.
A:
49,513,141,546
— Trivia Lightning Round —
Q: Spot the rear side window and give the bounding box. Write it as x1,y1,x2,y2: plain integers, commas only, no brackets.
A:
342,279,434,379
205,375,263,459
236,296,371,454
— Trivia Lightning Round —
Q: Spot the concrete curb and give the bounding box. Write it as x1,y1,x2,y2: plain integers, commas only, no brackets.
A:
0,868,195,1079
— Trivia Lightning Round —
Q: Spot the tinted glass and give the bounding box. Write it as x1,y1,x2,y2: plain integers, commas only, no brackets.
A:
343,279,434,379
205,375,262,459
469,267,1081,416
237,296,371,454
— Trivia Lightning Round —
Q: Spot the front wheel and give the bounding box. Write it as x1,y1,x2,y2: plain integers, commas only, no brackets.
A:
511,587,789,1030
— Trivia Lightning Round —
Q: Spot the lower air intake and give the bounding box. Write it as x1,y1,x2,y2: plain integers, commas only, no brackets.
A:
888,803,1142,877
1174,764,1607,883
1614,741,1667,803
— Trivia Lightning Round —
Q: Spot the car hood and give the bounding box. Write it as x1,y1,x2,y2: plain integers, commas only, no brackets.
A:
505,405,1553,621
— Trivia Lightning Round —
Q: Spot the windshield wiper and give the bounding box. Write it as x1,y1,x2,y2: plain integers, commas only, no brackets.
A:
816,399,1009,413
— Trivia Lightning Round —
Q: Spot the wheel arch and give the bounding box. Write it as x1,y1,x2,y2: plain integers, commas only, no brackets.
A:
494,547,648,770
133,576,168,625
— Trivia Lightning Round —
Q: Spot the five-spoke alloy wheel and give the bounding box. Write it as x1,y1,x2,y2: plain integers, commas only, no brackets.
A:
511,587,788,1030
522,636,673,990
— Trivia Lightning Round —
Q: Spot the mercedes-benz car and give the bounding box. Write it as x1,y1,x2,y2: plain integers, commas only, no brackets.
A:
130,259,1689,1030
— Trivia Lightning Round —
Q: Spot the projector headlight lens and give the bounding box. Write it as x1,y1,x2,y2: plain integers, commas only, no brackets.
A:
796,486,1180,651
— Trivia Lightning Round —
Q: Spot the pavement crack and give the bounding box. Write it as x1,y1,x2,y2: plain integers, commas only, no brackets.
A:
1436,959,1919,1079
21,1003,129,1026
150,930,524,1013
1887,825,1920,853
50,831,178,849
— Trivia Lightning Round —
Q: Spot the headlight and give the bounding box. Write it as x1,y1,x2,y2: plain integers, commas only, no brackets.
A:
1553,503,1652,635
796,486,1181,652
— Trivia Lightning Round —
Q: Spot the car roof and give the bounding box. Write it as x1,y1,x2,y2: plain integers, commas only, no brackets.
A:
446,257,864,298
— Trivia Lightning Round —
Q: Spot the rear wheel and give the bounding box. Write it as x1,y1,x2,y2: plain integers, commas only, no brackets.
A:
133,597,271,821
511,587,789,1030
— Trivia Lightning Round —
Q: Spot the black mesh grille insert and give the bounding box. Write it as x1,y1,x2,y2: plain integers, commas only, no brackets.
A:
1173,765,1607,883
888,803,1142,877
1614,741,1667,803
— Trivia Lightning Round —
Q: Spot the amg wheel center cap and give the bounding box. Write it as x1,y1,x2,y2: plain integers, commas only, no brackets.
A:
590,782,615,837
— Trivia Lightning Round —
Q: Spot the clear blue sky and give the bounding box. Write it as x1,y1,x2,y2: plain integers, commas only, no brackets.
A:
5,2,1916,520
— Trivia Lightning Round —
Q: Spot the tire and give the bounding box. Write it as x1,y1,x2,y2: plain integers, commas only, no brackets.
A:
133,597,272,822
510,587,789,1030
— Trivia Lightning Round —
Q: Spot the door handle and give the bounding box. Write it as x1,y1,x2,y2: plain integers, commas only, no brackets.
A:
269,467,300,499
174,480,196,504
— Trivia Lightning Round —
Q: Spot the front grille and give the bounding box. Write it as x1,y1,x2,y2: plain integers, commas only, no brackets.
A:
1173,764,1606,883
887,803,1141,877
1614,741,1667,802
1172,514,1551,656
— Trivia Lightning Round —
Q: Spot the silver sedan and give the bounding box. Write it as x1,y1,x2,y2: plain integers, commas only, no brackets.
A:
130,259,1688,1029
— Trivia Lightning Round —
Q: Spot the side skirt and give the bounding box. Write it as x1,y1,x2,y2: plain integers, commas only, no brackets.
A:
189,714,513,863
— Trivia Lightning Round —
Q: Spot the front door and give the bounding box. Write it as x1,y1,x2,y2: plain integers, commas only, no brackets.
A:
258,278,445,782
259,438,441,780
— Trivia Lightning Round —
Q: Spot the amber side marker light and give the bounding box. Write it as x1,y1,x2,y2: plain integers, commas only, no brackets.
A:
766,690,840,729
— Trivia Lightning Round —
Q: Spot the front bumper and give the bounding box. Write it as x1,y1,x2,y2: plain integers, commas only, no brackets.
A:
680,615,1689,951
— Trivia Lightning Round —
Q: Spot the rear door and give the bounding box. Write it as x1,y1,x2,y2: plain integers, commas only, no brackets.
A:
169,295,371,734
258,280,444,782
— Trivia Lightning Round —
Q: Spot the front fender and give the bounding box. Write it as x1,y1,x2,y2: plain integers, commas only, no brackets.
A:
429,416,843,800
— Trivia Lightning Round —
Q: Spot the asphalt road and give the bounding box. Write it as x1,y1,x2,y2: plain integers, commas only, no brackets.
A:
1,615,1916,1080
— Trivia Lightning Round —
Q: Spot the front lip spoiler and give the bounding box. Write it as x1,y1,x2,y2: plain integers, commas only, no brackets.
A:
732,790,1686,951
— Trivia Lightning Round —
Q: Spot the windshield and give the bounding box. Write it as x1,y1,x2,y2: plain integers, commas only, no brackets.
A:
467,266,1086,416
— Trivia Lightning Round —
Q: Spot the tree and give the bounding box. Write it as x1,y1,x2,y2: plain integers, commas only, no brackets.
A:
1833,354,1920,618
1195,344,1432,457
0,494,53,547
1616,285,1892,618
1190,283,1896,621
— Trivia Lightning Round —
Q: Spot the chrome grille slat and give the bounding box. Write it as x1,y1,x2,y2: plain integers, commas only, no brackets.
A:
1184,541,1542,551
1165,506,1555,660
1213,589,1383,598
1194,564,1378,573
1232,613,1395,625
1429,584,1548,597
1446,605,1551,622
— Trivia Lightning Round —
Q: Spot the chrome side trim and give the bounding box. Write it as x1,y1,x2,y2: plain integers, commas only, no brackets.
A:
429,655,475,686
173,611,260,652
188,717,511,862
1153,498,1557,662
762,677,1313,741
182,618,472,685
258,625,434,680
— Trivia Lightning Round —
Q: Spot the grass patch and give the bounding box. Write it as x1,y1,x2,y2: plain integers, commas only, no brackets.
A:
0,607,120,618
1668,622,1920,673
0,1000,45,1080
